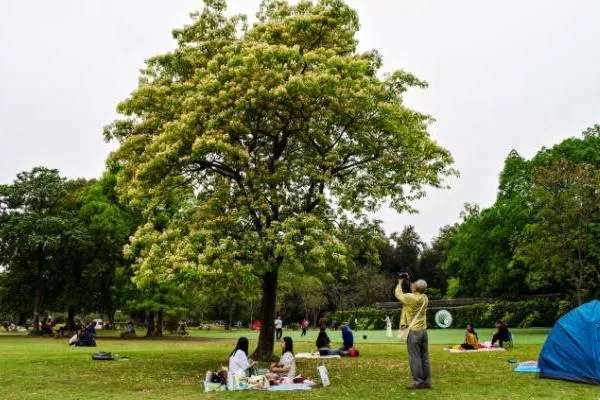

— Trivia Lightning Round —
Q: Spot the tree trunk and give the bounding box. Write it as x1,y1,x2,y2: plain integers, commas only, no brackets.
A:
31,286,42,335
155,309,163,337
32,244,44,335
65,307,78,332
253,269,278,361
108,311,115,330
145,311,155,337
18,312,26,326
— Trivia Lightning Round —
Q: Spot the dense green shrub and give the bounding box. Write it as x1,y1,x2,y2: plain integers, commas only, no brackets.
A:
327,298,573,330
449,299,571,328
51,314,66,324
164,316,179,334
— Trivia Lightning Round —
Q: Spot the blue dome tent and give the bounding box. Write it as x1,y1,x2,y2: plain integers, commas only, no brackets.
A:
538,300,600,385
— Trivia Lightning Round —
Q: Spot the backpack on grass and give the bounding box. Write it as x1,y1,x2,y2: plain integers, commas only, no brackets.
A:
92,352,114,361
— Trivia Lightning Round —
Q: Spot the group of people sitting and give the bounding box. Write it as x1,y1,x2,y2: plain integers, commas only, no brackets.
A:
1,321,18,331
455,320,512,350
315,322,354,356
226,321,358,389
69,321,98,347
228,336,297,388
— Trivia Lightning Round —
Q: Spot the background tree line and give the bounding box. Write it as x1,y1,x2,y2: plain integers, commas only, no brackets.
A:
2,126,599,335
0,166,446,333
443,125,600,305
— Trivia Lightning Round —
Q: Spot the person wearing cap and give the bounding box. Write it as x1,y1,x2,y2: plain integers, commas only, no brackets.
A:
395,277,431,390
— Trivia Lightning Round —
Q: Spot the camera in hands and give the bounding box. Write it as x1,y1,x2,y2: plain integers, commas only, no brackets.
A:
398,272,410,280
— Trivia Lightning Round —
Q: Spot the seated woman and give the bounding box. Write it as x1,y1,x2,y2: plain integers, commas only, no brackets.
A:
315,331,346,356
460,324,479,350
266,337,296,384
228,337,257,383
491,320,511,347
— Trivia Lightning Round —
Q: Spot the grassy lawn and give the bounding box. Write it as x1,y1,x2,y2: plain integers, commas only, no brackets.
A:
1,329,598,400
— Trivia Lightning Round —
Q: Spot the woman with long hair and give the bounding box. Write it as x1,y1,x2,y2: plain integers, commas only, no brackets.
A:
315,330,340,355
266,336,296,384
228,337,257,379
461,324,479,350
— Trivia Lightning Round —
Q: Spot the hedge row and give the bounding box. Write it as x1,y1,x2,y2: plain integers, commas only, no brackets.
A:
326,298,573,330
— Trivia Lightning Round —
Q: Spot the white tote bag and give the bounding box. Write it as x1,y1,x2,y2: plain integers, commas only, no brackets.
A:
317,363,330,387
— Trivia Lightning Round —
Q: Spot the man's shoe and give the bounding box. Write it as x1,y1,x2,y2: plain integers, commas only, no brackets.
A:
420,383,432,389
406,383,421,390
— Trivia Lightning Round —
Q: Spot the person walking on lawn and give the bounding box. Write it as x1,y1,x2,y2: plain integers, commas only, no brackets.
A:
300,319,309,336
274,315,283,341
395,276,431,390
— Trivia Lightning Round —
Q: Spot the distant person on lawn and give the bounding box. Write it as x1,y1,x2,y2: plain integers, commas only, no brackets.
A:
384,315,393,337
318,312,327,332
274,315,283,340
335,322,354,351
491,320,511,347
300,319,309,336
461,324,479,350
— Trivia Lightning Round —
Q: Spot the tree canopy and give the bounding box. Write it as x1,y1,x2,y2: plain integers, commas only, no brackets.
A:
104,0,453,359
443,127,600,303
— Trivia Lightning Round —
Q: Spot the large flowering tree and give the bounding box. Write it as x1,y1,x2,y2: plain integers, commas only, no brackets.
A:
105,0,454,359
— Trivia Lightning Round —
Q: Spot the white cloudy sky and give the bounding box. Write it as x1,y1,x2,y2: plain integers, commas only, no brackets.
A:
1,0,599,242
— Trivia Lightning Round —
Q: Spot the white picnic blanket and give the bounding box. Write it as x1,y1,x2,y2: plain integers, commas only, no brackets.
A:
296,352,341,359
443,347,506,353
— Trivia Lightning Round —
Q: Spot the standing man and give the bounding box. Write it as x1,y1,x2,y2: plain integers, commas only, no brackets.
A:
274,315,283,341
395,275,431,390
318,312,327,332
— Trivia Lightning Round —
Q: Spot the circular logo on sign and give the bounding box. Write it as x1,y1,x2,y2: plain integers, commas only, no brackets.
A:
434,309,453,328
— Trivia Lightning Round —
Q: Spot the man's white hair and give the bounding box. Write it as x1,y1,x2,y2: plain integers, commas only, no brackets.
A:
414,279,427,293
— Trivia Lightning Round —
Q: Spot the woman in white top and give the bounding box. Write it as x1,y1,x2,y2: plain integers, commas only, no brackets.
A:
228,337,257,378
266,336,296,384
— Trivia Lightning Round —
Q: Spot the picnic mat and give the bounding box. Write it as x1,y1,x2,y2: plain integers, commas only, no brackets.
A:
296,352,341,359
267,383,313,391
443,347,507,353
514,361,540,373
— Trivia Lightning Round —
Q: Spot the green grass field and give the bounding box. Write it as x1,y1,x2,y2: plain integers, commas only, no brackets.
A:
1,328,598,399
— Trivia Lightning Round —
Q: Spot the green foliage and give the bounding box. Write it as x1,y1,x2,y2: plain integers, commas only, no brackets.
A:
0,167,79,332
164,316,180,334
514,161,600,304
443,127,600,302
417,225,455,294
0,169,140,330
442,299,571,329
445,277,460,299
388,226,424,277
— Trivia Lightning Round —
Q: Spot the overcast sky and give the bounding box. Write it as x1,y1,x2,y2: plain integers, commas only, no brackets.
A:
1,0,599,242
